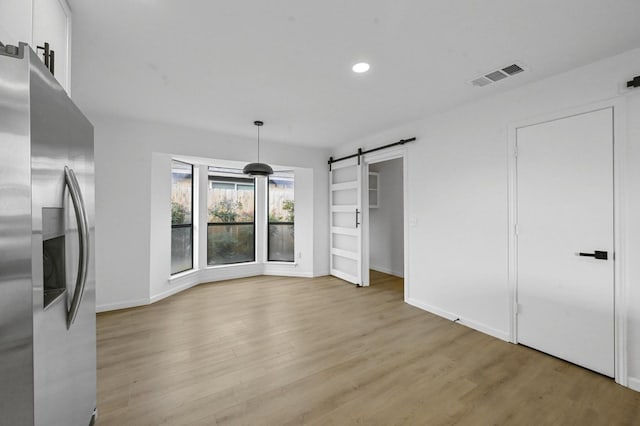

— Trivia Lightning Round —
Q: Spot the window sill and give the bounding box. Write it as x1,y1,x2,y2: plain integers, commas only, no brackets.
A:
206,261,260,270
266,261,297,266
169,269,197,282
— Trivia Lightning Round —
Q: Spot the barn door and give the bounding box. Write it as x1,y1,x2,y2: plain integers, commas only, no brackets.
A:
329,157,363,285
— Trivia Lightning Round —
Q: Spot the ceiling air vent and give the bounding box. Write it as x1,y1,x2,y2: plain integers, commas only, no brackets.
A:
468,62,526,88
471,77,492,87
502,64,524,76
485,70,508,82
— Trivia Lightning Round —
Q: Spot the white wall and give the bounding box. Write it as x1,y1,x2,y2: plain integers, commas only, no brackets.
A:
0,1,32,46
369,159,404,277
333,48,640,390
89,113,330,312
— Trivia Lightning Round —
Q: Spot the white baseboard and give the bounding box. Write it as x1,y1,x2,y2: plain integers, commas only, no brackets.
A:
263,262,312,278
313,269,330,277
99,266,324,313
199,263,264,282
370,264,404,277
150,276,200,304
264,270,315,278
405,297,510,342
96,298,150,313
628,377,640,392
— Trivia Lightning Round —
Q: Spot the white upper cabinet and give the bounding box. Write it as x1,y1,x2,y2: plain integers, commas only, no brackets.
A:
32,0,72,94
0,1,33,46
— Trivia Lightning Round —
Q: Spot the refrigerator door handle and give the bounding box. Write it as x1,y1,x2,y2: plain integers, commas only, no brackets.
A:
64,166,89,329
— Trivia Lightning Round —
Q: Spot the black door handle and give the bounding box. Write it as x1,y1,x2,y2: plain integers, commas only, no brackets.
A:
579,251,608,260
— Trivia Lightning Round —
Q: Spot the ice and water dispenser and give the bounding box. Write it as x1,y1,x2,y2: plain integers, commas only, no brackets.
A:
42,207,66,308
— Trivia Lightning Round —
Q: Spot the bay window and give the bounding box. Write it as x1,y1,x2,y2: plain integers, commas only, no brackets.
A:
170,161,297,275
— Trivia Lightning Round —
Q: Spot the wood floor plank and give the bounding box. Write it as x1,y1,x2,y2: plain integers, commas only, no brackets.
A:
96,271,640,425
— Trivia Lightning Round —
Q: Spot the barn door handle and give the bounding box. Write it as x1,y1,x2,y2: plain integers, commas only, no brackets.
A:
578,251,608,260
355,209,360,228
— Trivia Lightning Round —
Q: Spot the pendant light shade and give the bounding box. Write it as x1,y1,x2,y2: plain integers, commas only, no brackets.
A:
242,162,273,176
243,120,274,176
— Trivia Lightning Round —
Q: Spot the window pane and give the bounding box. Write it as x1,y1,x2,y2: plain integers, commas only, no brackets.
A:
268,224,294,262
207,170,255,265
207,224,255,265
268,176,294,262
171,160,193,274
208,178,255,224
171,161,193,225
171,226,192,273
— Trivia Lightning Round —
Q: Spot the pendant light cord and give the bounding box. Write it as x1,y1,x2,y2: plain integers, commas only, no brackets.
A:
244,120,273,176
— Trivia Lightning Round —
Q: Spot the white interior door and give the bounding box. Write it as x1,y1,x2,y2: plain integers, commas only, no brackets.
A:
330,158,363,285
516,108,614,377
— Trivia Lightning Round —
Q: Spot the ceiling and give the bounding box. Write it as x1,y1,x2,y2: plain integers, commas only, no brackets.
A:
69,0,640,148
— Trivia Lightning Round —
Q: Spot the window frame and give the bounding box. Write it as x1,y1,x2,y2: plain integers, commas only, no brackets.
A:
206,172,257,266
267,175,295,263
170,159,194,275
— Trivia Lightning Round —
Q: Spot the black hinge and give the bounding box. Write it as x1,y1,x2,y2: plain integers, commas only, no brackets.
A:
627,75,640,89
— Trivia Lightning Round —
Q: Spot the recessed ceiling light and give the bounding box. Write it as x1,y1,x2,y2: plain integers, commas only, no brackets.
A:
352,62,370,73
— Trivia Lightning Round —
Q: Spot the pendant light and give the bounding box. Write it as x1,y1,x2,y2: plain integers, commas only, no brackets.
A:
243,120,274,176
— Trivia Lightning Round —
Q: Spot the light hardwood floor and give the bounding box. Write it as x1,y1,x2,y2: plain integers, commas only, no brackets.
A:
96,272,640,425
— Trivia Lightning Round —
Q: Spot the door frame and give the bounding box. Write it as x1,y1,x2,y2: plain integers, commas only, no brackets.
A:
507,98,628,386
361,146,410,302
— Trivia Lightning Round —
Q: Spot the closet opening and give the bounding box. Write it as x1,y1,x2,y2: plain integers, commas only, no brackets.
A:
364,157,404,293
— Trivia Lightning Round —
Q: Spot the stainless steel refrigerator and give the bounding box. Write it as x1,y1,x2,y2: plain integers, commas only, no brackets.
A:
0,42,96,426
